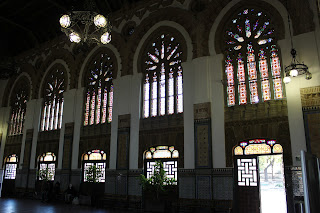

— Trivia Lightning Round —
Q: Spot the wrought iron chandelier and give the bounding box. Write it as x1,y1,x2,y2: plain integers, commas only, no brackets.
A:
59,11,112,45
283,15,311,84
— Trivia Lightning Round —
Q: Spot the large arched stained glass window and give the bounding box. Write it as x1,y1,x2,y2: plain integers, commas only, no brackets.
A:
40,67,65,131
224,8,283,107
83,53,114,126
142,32,183,118
8,84,29,136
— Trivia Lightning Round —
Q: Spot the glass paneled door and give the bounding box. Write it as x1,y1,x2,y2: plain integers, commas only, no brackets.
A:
233,139,287,213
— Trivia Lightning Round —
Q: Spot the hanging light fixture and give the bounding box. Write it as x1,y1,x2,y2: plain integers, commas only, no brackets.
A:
59,10,112,45
283,15,311,84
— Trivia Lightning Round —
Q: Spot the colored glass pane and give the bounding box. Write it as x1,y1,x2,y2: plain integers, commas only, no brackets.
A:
177,68,183,113
151,74,157,116
234,146,244,155
144,75,150,118
108,85,113,123
160,64,165,115
247,45,259,104
273,144,283,153
244,144,271,155
225,56,235,106
237,57,247,105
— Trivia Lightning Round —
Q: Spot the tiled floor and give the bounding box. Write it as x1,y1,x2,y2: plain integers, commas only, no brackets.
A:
0,198,134,213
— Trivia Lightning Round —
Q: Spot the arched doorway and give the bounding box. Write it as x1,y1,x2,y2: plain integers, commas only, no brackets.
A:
2,154,18,196
233,139,287,213
144,146,179,184
81,149,106,183
37,152,56,181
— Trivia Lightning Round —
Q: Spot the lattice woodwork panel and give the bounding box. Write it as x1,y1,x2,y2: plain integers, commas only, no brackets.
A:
84,162,106,182
146,161,156,179
39,163,55,181
237,158,257,186
163,161,178,180
4,164,17,179
146,160,178,182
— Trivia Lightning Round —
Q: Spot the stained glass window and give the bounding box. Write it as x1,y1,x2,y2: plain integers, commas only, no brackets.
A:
40,68,65,131
38,152,56,181
143,33,183,118
4,154,18,179
84,53,114,126
144,146,178,184
224,8,283,106
233,139,283,156
8,85,29,136
82,150,106,182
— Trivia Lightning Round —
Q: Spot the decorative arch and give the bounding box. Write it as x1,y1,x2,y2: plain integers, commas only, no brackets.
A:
79,45,120,88
127,8,195,76
35,49,73,98
2,65,34,107
39,63,67,131
7,75,30,136
212,0,285,55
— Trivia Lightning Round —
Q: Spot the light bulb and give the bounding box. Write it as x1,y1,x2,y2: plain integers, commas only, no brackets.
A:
94,14,107,28
69,32,81,43
60,15,71,28
289,69,298,77
101,32,111,44
283,76,291,84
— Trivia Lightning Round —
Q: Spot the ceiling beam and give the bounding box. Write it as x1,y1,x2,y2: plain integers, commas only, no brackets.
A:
47,0,68,12
0,16,39,46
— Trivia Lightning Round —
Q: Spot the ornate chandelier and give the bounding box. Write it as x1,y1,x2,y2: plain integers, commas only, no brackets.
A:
283,15,311,84
283,48,311,84
59,11,112,45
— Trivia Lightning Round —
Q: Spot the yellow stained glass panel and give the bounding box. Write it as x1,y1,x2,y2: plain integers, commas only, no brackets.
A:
234,146,243,155
273,144,283,153
244,144,271,155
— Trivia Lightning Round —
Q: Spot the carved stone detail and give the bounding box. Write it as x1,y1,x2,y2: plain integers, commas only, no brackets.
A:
194,102,211,120
300,86,320,110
